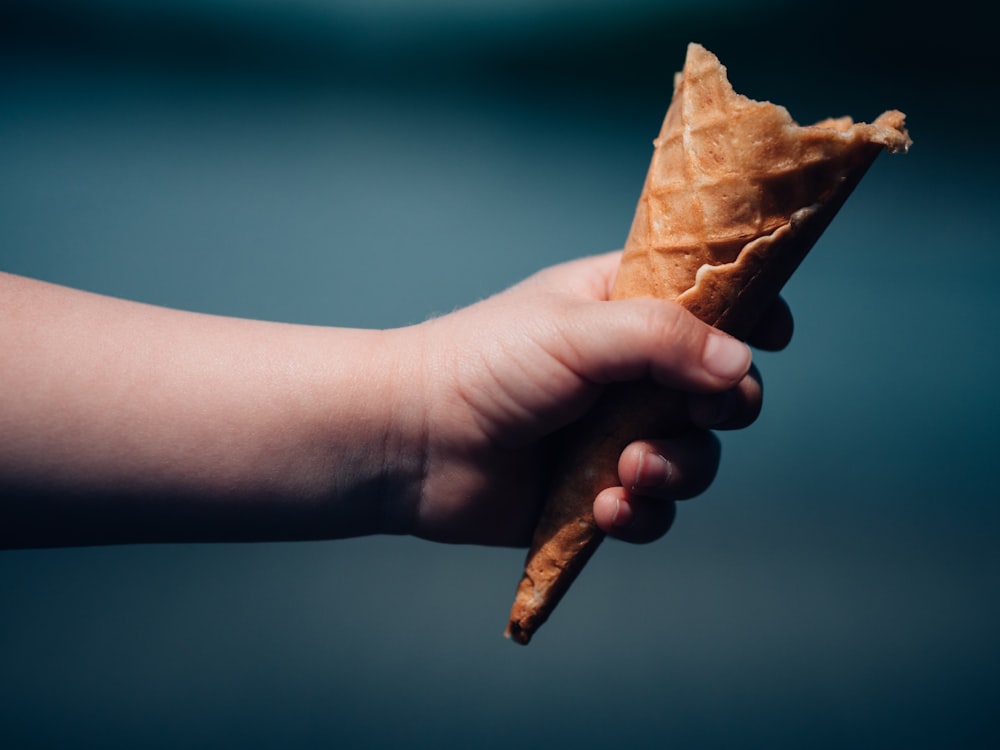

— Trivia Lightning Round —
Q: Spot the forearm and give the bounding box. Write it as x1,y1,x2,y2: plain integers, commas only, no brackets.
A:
0,273,425,548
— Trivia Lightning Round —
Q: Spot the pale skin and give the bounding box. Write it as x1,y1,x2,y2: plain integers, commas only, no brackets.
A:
0,252,792,549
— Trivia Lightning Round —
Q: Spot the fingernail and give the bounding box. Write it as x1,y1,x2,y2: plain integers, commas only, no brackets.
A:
633,450,673,490
702,333,751,380
611,497,634,528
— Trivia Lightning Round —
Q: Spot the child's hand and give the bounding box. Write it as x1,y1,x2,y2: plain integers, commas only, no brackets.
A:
399,252,792,546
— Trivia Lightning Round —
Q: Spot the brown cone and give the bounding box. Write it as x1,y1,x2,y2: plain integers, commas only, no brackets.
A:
505,43,910,645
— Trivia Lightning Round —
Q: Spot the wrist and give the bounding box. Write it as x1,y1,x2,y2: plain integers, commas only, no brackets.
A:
322,324,429,539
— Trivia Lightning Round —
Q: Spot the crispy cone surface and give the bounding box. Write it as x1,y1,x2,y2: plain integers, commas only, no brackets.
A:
505,43,910,645
613,44,910,319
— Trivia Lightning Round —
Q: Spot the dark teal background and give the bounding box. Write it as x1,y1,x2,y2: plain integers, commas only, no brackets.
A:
2,2,998,748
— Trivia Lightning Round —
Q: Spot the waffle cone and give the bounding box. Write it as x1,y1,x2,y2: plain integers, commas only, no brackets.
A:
505,43,910,645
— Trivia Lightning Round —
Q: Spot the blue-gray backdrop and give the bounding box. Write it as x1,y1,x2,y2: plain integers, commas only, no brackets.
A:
2,1,998,748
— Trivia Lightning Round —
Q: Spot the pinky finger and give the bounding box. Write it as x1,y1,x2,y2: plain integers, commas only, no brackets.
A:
593,486,677,544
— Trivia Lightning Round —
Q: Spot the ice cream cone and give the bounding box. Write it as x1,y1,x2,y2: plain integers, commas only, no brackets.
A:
505,43,910,645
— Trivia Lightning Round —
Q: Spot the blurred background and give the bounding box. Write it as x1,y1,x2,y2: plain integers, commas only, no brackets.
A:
2,1,997,748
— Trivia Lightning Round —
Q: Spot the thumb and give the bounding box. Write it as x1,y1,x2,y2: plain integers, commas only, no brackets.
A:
561,297,752,393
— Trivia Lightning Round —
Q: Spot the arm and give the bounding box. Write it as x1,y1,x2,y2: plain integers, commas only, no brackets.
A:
1,254,787,549
0,271,421,546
